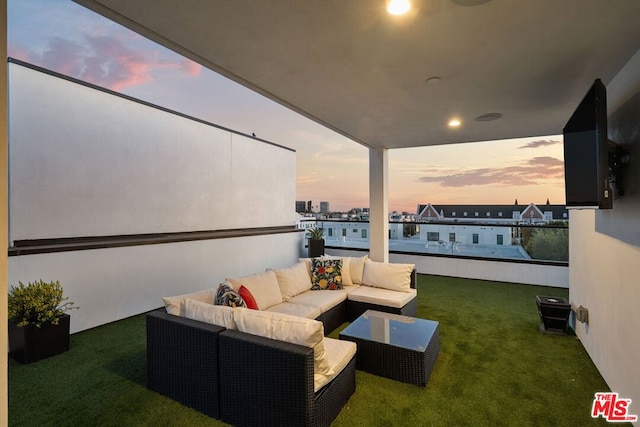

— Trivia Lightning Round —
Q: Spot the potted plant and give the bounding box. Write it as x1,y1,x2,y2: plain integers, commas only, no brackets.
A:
308,227,325,257
8,280,77,364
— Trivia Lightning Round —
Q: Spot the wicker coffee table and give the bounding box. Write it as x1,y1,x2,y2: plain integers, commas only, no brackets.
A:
339,310,439,387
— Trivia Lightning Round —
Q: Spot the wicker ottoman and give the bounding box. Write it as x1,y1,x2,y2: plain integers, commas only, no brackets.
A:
339,310,439,387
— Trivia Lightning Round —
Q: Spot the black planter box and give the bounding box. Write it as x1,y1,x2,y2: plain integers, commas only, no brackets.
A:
535,296,571,335
308,239,325,257
8,314,71,364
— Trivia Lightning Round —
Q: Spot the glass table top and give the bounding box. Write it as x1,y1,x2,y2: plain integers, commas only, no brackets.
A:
339,310,438,352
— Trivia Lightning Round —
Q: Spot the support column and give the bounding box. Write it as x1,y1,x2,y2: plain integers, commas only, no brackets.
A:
369,147,388,262
1,1,9,425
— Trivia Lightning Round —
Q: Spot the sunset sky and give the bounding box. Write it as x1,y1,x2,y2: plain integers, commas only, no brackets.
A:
8,0,565,214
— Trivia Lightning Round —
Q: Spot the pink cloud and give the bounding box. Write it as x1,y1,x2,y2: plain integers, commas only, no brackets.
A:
33,34,202,92
417,156,564,187
518,139,560,149
7,43,31,62
81,35,154,91
180,59,202,76
41,37,86,77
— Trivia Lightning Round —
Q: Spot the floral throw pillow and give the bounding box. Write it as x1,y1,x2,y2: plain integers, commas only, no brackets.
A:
215,282,247,308
311,259,343,290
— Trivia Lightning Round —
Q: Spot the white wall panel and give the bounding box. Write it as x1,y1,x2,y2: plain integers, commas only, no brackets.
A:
325,248,568,288
569,47,640,413
8,232,305,333
8,62,295,242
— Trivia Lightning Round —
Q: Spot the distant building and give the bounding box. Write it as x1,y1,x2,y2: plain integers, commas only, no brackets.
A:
295,201,307,213
390,211,416,222
416,202,568,224
410,201,568,248
295,213,317,232
307,200,313,212
319,201,330,213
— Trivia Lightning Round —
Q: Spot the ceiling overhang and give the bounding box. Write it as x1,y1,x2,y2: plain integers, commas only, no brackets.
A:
74,0,640,149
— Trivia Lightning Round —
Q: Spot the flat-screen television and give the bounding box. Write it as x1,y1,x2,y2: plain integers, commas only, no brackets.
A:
563,78,612,209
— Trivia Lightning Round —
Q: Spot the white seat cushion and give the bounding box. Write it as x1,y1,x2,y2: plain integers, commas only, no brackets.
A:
183,298,236,329
234,309,333,390
362,259,415,292
314,337,357,392
289,289,347,313
271,262,313,301
226,270,283,310
265,302,322,319
162,288,217,316
341,284,361,294
347,287,417,308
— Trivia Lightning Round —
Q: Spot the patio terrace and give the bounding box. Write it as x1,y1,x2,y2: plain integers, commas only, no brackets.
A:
9,274,612,426
3,2,640,424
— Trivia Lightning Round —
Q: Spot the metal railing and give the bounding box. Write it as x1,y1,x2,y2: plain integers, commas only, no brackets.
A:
302,220,568,264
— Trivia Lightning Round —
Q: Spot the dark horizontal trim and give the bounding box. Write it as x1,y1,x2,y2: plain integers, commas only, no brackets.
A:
324,245,569,267
7,57,295,153
314,219,568,229
9,226,303,256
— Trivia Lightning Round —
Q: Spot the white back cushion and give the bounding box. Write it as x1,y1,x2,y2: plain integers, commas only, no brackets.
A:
162,288,216,316
362,259,414,292
226,270,283,310
349,255,368,284
184,298,236,329
272,262,313,301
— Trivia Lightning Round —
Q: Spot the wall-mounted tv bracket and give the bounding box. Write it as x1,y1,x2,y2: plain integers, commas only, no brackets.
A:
608,140,630,199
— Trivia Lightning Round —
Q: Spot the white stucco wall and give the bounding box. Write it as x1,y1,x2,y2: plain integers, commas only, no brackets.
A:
9,232,304,333
325,248,569,288
569,47,640,420
8,61,295,242
7,60,301,333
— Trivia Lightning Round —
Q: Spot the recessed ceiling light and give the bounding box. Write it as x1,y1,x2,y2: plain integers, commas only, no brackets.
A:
387,0,411,15
475,112,503,121
425,77,442,85
452,0,494,6
448,119,461,128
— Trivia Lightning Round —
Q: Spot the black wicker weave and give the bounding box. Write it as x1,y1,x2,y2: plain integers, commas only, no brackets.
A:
146,309,224,418
339,311,439,387
316,300,347,334
146,267,418,422
218,329,356,427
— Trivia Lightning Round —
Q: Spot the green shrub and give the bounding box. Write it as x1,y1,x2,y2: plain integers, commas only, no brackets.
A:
8,280,77,327
308,227,324,240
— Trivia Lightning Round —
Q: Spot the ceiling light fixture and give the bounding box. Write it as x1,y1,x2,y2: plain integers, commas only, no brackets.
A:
448,119,462,128
387,0,411,15
425,77,442,85
475,112,503,121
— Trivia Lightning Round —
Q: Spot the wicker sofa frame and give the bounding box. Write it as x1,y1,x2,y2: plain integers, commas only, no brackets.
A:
219,329,356,427
146,268,418,425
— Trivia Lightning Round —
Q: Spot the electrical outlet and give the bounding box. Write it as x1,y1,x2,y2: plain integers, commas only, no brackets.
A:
576,305,589,324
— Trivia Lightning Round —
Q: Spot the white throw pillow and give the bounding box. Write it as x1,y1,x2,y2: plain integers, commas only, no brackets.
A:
362,259,414,292
162,288,217,316
349,255,368,284
226,270,283,310
184,298,237,329
234,309,334,389
271,262,313,301
320,255,353,286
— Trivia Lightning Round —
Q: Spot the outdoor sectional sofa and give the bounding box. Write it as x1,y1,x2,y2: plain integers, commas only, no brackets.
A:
147,255,417,426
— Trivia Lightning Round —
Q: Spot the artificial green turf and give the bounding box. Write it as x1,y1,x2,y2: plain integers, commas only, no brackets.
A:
9,275,619,426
